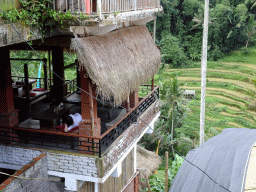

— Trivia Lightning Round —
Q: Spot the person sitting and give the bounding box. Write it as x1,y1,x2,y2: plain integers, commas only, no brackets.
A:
63,113,82,133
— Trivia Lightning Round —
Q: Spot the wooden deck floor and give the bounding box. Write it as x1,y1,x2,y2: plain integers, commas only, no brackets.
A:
18,92,123,135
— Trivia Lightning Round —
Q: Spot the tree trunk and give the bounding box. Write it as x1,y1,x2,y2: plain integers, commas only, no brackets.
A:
246,38,249,47
171,118,175,158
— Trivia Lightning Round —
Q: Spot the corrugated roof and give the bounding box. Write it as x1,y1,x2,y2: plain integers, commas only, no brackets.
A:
169,128,256,192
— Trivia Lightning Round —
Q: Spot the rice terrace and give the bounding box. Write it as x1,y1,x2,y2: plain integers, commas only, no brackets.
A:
158,47,256,140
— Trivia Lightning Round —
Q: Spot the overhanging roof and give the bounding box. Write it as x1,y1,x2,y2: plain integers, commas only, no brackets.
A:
71,25,161,105
169,128,256,192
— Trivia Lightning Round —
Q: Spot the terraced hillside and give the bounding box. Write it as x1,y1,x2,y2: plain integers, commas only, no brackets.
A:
162,60,256,140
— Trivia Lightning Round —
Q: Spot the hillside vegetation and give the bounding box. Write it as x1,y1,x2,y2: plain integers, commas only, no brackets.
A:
160,47,256,148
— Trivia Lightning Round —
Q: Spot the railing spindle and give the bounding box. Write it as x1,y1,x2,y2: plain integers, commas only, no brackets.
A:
71,0,74,12
53,0,56,10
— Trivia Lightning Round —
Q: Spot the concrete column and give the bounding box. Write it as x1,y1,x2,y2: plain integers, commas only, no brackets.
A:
0,48,19,126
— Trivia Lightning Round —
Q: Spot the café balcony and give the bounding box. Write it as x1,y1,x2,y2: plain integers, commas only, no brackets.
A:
0,25,161,160
0,84,159,158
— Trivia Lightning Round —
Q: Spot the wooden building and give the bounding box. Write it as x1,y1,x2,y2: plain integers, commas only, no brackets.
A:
0,1,162,191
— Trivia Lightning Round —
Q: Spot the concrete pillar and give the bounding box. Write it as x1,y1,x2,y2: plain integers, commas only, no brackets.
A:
0,48,19,127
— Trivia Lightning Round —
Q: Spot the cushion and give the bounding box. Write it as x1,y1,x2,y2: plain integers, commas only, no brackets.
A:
55,124,79,133
22,92,36,97
33,88,45,91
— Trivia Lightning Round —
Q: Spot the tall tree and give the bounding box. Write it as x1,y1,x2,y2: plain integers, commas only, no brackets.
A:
245,14,256,47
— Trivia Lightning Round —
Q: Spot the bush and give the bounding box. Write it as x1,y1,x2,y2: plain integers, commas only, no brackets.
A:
160,34,190,68
140,154,184,192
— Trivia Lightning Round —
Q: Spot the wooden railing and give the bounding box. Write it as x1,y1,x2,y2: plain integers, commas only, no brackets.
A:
52,0,160,14
52,0,92,13
64,78,78,97
12,76,46,90
101,0,160,13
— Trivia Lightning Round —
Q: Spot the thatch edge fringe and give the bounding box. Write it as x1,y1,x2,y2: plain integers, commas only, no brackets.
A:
71,26,161,105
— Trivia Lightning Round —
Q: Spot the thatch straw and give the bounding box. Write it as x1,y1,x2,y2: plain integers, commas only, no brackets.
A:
71,26,161,105
136,145,162,188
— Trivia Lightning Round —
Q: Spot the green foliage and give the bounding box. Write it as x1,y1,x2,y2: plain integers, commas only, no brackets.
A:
0,0,87,39
155,0,256,62
141,155,184,192
160,34,190,68
10,50,77,80
140,76,188,156
169,154,184,181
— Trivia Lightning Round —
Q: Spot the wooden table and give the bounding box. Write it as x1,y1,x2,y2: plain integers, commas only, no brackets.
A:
31,103,76,130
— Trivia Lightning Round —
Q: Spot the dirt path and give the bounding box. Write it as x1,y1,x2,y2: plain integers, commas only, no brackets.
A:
179,77,256,93
168,68,254,79
206,94,246,106
220,112,254,123
181,86,250,100
222,62,256,70
227,122,244,128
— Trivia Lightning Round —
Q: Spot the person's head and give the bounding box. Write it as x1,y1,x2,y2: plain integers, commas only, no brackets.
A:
63,115,73,127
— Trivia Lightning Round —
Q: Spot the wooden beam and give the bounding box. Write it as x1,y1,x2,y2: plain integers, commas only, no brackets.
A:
10,58,42,61
63,62,77,70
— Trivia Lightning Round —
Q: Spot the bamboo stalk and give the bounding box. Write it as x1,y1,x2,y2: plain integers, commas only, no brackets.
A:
145,176,152,192
165,151,169,192
154,140,160,174
88,80,94,134
89,79,95,154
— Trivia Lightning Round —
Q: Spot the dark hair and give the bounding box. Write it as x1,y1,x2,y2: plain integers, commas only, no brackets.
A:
63,115,73,127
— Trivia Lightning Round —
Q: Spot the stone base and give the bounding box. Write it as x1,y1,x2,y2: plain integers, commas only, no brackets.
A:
79,117,101,137
79,118,101,155
0,110,19,127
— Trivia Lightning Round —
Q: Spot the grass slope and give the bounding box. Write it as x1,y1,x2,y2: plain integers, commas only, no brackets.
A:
158,47,256,145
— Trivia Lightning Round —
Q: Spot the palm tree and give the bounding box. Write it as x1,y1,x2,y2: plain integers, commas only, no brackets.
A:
160,76,188,156
245,14,256,47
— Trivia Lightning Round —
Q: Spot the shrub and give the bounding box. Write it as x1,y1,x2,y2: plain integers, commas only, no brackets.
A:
160,34,190,68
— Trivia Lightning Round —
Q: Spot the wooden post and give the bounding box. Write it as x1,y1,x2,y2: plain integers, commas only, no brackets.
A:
151,76,154,91
79,68,101,154
48,50,52,88
24,64,30,113
88,80,95,132
0,47,19,127
153,18,156,42
43,58,48,90
165,151,169,192
76,60,80,91
52,47,64,104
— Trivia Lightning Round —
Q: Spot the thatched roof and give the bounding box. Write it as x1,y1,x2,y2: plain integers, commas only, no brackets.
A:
136,145,162,188
71,26,161,105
